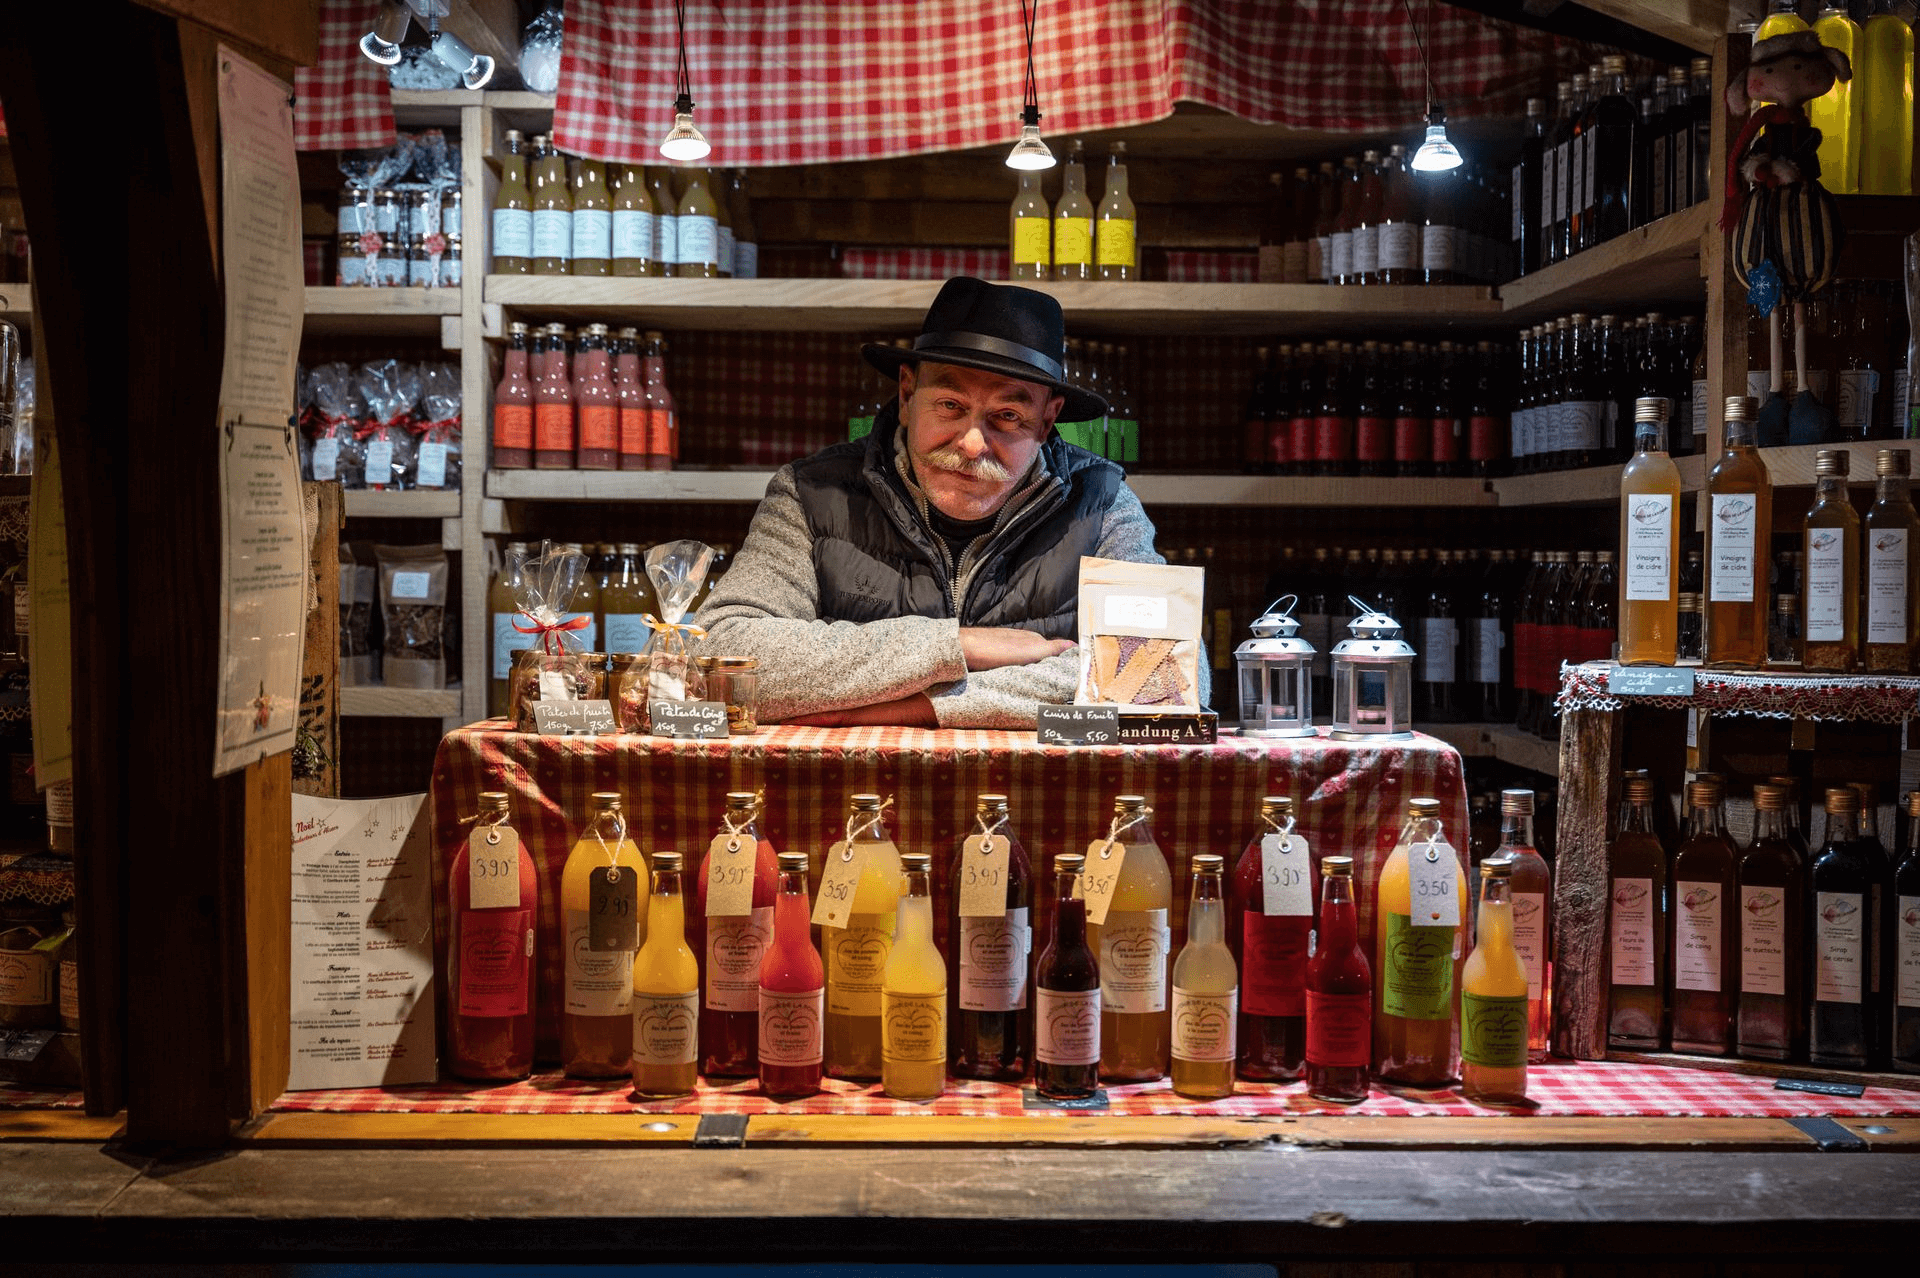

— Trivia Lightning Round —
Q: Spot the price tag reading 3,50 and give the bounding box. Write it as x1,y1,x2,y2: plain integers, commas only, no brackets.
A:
1408,840,1461,929
811,840,863,930
958,834,1010,918
468,825,521,910
588,866,639,951
705,832,757,918
1260,833,1313,917
1080,838,1128,926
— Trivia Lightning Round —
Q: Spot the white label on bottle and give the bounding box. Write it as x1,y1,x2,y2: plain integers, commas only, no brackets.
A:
311,436,339,481
1674,880,1724,992
1553,142,1570,223
416,442,449,489
1837,369,1881,433
1894,369,1912,433
364,439,394,483
1409,841,1461,929
1868,529,1910,644
492,611,534,679
1097,908,1168,1015
1815,890,1866,1003
734,240,759,279
1260,833,1312,917
1511,164,1525,241
1582,129,1597,214
1512,890,1547,1000
1514,405,1534,459
1350,225,1378,277
612,209,653,261
1746,370,1772,404
631,990,699,1065
1571,400,1607,450
959,907,1030,1012
572,208,612,261
0,950,51,1007
705,906,775,1012
678,214,719,268
1739,884,1788,997
1709,495,1760,603
758,987,824,1065
1377,221,1418,272
1691,380,1709,439
1805,527,1849,641
1035,987,1101,1065
1420,617,1457,682
1470,618,1503,683
1897,894,1920,1009
532,208,571,260
492,207,532,259
1171,987,1237,1063
655,212,679,265
1420,224,1458,273
717,225,736,275
1624,493,1675,601
604,612,652,655
1328,230,1352,281
563,907,634,1017
389,570,430,600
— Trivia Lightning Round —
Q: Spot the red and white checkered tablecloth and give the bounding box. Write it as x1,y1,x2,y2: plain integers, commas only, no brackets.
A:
295,0,397,153
431,723,1469,1059
274,1060,1920,1118
0,1088,85,1110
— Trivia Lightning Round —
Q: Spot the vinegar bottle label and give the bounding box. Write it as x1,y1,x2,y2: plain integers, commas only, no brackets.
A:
1708,497,1760,602
1035,987,1101,1065
1305,989,1370,1066
1868,529,1910,644
1014,217,1051,267
1054,216,1092,266
1624,495,1675,600
679,215,719,268
1815,891,1866,1003
759,987,824,1065
1097,219,1136,269
1805,529,1850,641
1171,987,1237,1063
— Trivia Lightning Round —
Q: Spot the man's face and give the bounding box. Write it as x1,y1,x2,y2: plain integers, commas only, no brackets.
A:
899,361,1064,522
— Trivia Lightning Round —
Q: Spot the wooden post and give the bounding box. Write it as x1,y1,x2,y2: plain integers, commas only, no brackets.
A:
1552,706,1622,1060
296,481,342,800
1703,31,1749,467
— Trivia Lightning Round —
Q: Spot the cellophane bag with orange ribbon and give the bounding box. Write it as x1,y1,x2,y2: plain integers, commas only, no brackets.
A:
615,540,713,733
509,541,604,731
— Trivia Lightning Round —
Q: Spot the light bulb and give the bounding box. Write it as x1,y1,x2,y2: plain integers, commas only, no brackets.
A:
1005,123,1056,171
1410,112,1463,173
359,0,411,66
660,112,712,161
429,29,495,90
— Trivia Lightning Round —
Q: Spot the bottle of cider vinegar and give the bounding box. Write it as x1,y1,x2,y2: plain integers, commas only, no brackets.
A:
1705,396,1773,667
1619,396,1682,665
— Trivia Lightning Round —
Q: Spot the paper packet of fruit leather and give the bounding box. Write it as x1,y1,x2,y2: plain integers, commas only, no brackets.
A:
1074,557,1204,710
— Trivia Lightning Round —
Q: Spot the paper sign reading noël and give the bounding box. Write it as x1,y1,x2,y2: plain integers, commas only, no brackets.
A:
811,840,863,930
1409,840,1461,928
588,867,639,951
705,832,756,918
1080,838,1128,926
468,825,521,910
958,834,1010,918
1260,833,1313,917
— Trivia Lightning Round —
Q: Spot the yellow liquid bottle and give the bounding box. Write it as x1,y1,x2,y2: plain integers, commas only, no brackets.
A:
1804,448,1863,671
825,793,905,1082
1461,858,1531,1105
611,164,654,278
1619,396,1682,665
571,160,612,276
1096,141,1138,280
491,128,533,274
1011,168,1051,281
1373,798,1468,1088
529,135,572,276
1812,6,1864,193
1088,794,1172,1083
1860,2,1914,195
1170,854,1237,1100
561,792,647,1078
1865,449,1920,672
675,168,721,278
881,852,946,1101
1756,0,1810,42
1704,396,1773,668
631,852,700,1098
1052,139,1095,282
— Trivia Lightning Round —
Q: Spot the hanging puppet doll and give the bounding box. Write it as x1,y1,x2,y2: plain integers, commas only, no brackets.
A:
1721,30,1851,445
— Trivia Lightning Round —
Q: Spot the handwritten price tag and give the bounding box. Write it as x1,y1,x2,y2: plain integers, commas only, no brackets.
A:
467,825,521,910
1260,833,1312,917
705,831,756,918
1408,840,1461,929
1080,838,1128,927
588,865,639,951
811,840,863,930
1037,704,1120,747
958,834,1010,918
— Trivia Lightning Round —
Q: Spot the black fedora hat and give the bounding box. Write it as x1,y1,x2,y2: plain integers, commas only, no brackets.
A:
862,276,1108,422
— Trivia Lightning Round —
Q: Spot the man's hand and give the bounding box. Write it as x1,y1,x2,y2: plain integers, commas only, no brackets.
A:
959,626,1074,672
786,693,940,728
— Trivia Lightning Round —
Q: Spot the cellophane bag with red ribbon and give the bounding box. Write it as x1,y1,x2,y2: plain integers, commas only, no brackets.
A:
306,362,366,488
355,359,421,490
509,541,604,731
619,540,714,732
414,362,462,490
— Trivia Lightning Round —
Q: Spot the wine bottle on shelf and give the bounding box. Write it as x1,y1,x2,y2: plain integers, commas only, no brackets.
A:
1619,396,1682,665
1244,345,1274,473
1582,56,1639,247
1670,779,1738,1057
1803,449,1862,672
1305,856,1370,1103
1512,97,1546,279
1171,855,1237,1100
1687,58,1714,206
1812,5,1864,194
1466,549,1509,722
630,852,700,1099
1810,786,1889,1067
1705,396,1773,667
1034,853,1101,1100
1379,145,1420,285
1393,340,1430,477
759,851,825,1100
948,793,1034,1083
1736,783,1805,1062
1544,79,1575,266
1354,341,1390,477
1352,150,1384,285
1282,167,1314,284
1892,790,1920,1075
1418,551,1463,723
1865,449,1920,672
1310,160,1338,284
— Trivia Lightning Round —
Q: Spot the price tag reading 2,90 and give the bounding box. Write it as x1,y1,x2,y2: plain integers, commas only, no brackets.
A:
468,825,521,910
1408,840,1461,929
1080,838,1128,926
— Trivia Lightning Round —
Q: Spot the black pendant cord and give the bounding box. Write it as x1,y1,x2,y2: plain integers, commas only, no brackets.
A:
1021,0,1041,115
1401,0,1437,114
674,0,695,109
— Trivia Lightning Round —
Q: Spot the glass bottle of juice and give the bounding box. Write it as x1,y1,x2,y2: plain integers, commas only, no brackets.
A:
1705,396,1773,667
1858,0,1914,195
491,128,533,274
759,851,825,1099
1088,794,1172,1082
693,791,779,1078
1812,6,1864,194
534,323,575,470
1810,786,1888,1066
1892,790,1920,1074
645,166,678,275
570,159,612,276
1865,449,1919,672
529,135,571,276
487,541,531,718
558,541,601,652
1461,857,1530,1105
1351,149,1383,284
729,170,759,279
611,164,654,277
1034,852,1101,1099
1171,854,1237,1099
573,323,619,470
714,169,735,277
1736,783,1805,1061
561,792,646,1078
493,322,535,469
881,852,946,1101
1373,797,1467,1087
1052,139,1094,281
1228,794,1311,1082
1096,141,1137,280
1010,168,1050,281
947,793,1033,1082
1670,779,1738,1056
1804,449,1863,671
1305,855,1371,1103
675,168,721,278
641,331,678,471
602,542,659,656
824,793,904,1082
1619,396,1682,664
630,851,700,1098
447,792,537,1081
613,327,648,471
1494,789,1553,1062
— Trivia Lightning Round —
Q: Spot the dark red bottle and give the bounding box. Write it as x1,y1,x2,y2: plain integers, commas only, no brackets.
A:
1304,855,1371,1103
691,791,781,1077
1314,343,1355,477
1353,342,1391,478
1229,796,1315,1081
1393,341,1431,477
446,792,538,1081
1033,852,1102,1100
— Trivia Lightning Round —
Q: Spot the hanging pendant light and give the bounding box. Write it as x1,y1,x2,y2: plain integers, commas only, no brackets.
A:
1005,0,1057,170
1403,0,1463,174
660,0,713,161
359,0,412,66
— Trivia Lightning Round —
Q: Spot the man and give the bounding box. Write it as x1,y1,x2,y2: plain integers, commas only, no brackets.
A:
696,276,1198,727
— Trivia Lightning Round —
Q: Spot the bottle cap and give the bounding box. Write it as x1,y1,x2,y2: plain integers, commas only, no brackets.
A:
1597,550,1615,563
1501,789,1535,816
1668,67,1689,86
1482,856,1514,879
1753,784,1787,811
1624,776,1657,802
901,852,932,872
1725,395,1756,421
650,851,683,871
1526,96,1545,113
479,792,510,816
1260,796,1293,818
1850,781,1875,806
976,793,1010,814
1814,449,1850,477
776,851,809,872
1678,591,1702,610
1634,396,1670,424
1877,449,1911,477
1323,856,1354,876
1603,54,1627,74
1825,787,1859,815
725,790,759,807
1192,854,1225,873
590,791,623,811
850,792,884,811
1777,594,1799,613
1909,790,1920,819
1406,797,1442,818
1056,852,1087,872
1114,794,1148,812
509,320,529,335
1692,57,1712,74
1686,779,1722,807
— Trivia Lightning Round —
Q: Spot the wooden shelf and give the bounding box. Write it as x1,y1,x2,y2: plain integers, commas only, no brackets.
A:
340,685,465,718
1500,202,1711,324
1425,721,1560,775
1490,463,1624,507
488,468,777,504
1754,440,1909,487
483,276,1503,337
304,286,462,337
343,490,462,519
1130,473,1494,507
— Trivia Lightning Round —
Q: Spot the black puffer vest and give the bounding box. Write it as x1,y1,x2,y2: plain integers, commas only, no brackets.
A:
790,404,1123,638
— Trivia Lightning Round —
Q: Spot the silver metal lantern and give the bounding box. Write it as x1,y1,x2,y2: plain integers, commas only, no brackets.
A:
1330,595,1416,739
1233,595,1316,737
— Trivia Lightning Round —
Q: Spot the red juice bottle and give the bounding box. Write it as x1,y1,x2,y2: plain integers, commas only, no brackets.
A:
534,322,575,469
1305,855,1371,1103
641,329,678,471
492,322,535,470
574,323,619,470
1228,795,1314,1081
692,790,780,1078
446,792,538,1081
614,326,648,471
1034,852,1102,1099
759,850,825,1099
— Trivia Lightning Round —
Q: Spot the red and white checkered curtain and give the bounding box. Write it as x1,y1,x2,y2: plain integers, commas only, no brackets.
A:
295,0,398,152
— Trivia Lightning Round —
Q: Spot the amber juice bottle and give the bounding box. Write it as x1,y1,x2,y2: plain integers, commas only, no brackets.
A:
1803,448,1863,671
529,135,572,276
674,168,721,278
1608,775,1668,1049
1865,449,1920,672
1705,396,1772,668
1670,779,1738,1056
1372,798,1468,1087
1088,795,1172,1083
1736,783,1805,1061
570,160,613,276
1618,396,1682,664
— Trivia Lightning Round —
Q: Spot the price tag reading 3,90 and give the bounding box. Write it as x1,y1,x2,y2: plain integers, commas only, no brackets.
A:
705,832,756,918
1408,840,1461,928
467,825,521,910
958,834,1010,918
1260,832,1312,917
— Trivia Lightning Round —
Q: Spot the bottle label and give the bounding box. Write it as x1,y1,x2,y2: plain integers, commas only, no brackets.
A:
826,913,894,1017
1651,135,1668,218
310,435,340,481
1097,218,1136,269
676,214,718,268
1381,911,1454,1021
1305,989,1370,1067
648,408,677,458
570,208,611,260
1470,618,1503,684
612,209,654,261
491,611,534,679
1241,910,1307,1017
1739,884,1788,998
0,950,51,1008
1570,400,1606,450
1432,415,1462,464
457,908,532,1017
1097,908,1169,1015
1171,987,1237,1063
1310,235,1329,282
1608,877,1656,986
1511,163,1525,241
1315,415,1352,462
1897,895,1920,1009
1673,880,1724,992
1868,528,1910,644
958,908,1030,1012
881,990,946,1064
1421,224,1457,273
620,406,648,457
717,225,735,275
492,207,532,259
416,442,449,488
759,986,824,1065
1895,369,1912,434
1054,216,1093,266
1511,891,1547,1001
59,957,77,1023
494,402,533,451
578,404,618,454
1328,230,1352,281
1690,380,1709,440
1280,239,1308,283
532,208,571,260
1837,368,1881,433
1377,221,1419,272
1815,890,1865,1003
705,906,775,1012
1350,225,1378,277
1355,416,1390,462
1035,987,1101,1065
1460,991,1528,1068
1708,495,1760,603
604,612,652,655
563,907,635,1017
534,402,574,452
1469,415,1502,462
1624,494,1676,601
1804,527,1849,642
655,212,679,265
1582,128,1597,214
1553,141,1570,222
1013,216,1051,267
734,241,759,279
1542,146,1558,230
632,990,700,1065
1419,617,1458,683
1393,415,1428,463
1747,370,1772,404
1290,416,1313,466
